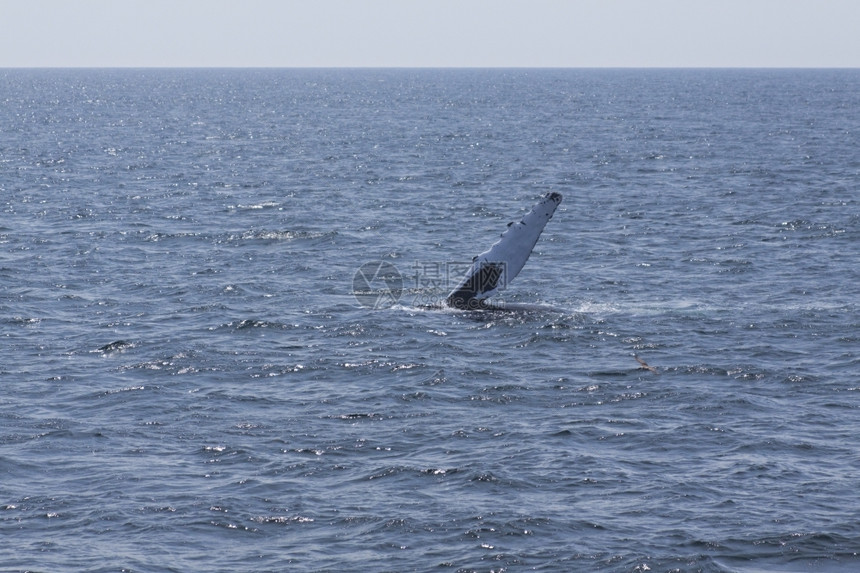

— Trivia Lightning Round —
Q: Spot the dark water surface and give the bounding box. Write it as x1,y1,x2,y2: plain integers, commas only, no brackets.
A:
2,69,859,572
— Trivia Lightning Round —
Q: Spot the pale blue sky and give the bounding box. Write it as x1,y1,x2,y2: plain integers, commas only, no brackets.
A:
2,0,858,67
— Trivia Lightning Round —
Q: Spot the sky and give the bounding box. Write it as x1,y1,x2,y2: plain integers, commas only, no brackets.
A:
1,0,859,68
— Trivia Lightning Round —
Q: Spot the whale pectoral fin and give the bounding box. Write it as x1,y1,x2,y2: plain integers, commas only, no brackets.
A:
445,192,562,310
446,261,506,309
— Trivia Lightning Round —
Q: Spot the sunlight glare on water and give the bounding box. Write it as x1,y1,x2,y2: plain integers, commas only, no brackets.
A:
1,68,859,572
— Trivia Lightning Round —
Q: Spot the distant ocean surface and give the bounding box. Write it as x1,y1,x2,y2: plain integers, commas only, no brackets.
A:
2,68,859,572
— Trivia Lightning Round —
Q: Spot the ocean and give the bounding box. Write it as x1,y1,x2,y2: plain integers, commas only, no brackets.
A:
1,68,858,572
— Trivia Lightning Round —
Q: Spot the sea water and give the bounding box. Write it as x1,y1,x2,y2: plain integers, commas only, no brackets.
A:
1,68,859,571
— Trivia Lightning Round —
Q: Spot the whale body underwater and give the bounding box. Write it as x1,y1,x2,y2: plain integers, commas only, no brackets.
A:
445,191,563,311
441,191,659,374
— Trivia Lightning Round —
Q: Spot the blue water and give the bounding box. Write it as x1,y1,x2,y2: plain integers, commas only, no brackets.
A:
1,69,859,572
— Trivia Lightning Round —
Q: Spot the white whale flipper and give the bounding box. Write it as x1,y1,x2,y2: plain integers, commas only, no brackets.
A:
446,192,562,310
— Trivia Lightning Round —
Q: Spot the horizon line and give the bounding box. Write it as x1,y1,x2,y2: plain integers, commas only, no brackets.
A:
2,65,859,70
